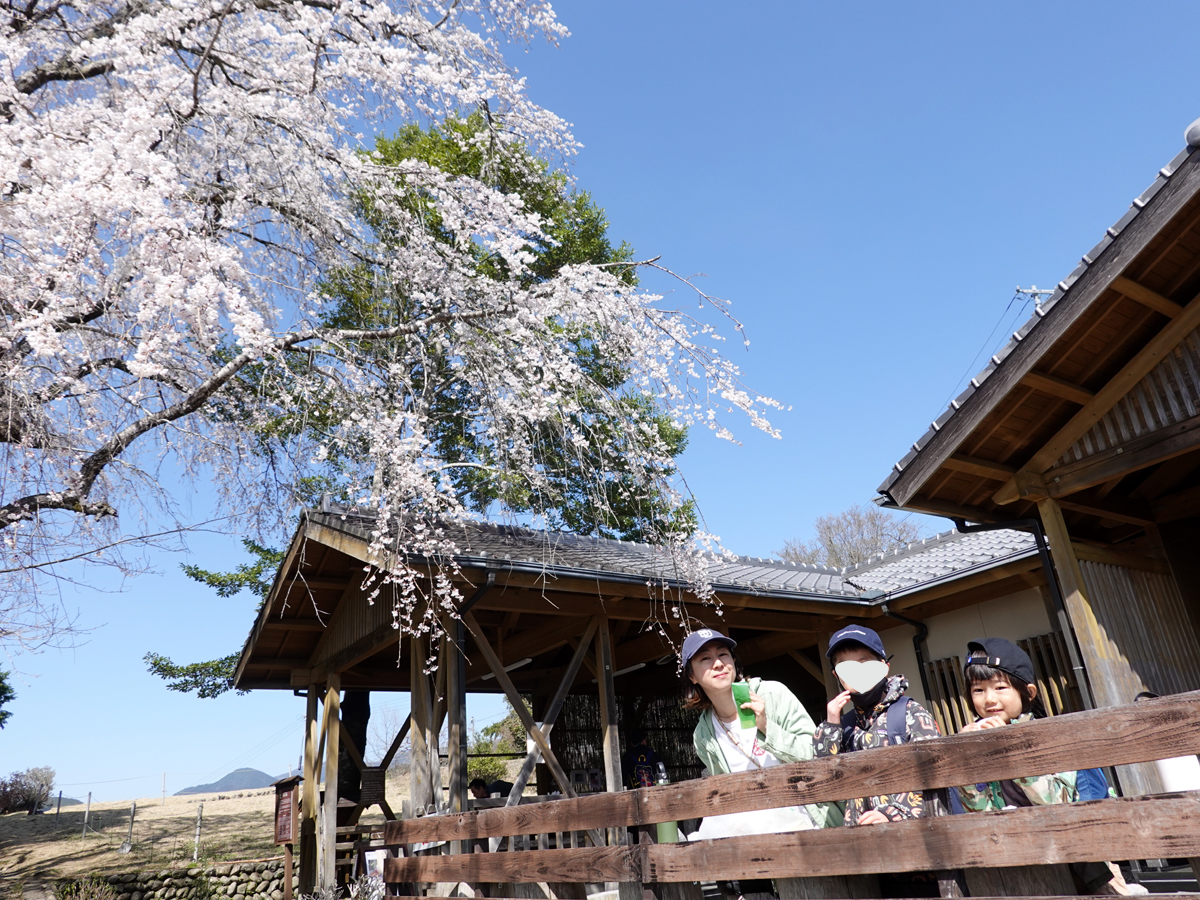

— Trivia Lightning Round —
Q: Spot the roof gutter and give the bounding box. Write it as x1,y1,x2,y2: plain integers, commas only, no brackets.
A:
880,601,933,703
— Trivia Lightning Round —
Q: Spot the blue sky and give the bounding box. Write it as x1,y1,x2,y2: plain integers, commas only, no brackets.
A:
7,1,1200,800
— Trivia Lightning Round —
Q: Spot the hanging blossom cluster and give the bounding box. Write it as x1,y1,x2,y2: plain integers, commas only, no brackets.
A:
0,0,781,641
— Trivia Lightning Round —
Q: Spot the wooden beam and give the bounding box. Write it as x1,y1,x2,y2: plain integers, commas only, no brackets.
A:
299,684,319,894
787,650,826,687
942,454,1017,481
1042,413,1200,500
1055,494,1156,527
887,553,1042,611
384,794,1200,884
595,617,623,825
465,616,585,684
1112,275,1184,318
996,286,1200,504
319,674,340,889
1019,371,1096,406
475,591,823,632
338,718,366,773
1070,542,1171,576
379,714,411,771
263,621,327,633
1152,482,1200,524
462,611,581,805
244,658,311,670
383,691,1200,845
500,618,599,816
886,152,1200,508
1037,499,1099,709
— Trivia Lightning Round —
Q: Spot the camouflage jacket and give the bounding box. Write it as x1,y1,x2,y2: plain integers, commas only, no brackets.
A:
813,675,942,825
958,713,1077,810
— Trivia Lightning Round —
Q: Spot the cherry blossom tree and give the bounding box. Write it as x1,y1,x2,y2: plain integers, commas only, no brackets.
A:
0,0,779,646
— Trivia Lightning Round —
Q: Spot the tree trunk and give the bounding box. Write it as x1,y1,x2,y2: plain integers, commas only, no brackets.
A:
339,690,370,805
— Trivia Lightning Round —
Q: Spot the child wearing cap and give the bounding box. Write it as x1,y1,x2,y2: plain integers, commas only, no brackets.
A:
681,628,843,830
957,638,1145,895
813,625,942,826
956,637,1075,808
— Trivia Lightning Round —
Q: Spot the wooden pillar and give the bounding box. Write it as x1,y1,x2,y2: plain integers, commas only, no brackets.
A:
596,616,623,846
447,616,469,857
410,635,436,814
300,685,319,895
1038,499,1103,707
320,674,341,889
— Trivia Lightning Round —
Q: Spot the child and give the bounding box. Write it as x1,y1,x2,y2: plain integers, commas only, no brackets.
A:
682,627,842,831
957,638,1146,896
956,637,1075,808
813,624,942,825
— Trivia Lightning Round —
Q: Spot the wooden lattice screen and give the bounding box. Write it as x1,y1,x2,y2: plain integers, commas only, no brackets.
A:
923,631,1083,735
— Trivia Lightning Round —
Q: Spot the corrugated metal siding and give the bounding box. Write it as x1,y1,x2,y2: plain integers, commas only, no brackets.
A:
1077,561,1200,795
1056,329,1200,468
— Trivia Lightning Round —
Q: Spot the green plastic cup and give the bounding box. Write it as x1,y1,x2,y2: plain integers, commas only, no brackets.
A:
731,681,757,729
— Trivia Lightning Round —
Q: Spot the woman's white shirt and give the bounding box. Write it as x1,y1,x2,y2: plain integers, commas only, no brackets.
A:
710,711,781,771
692,710,815,839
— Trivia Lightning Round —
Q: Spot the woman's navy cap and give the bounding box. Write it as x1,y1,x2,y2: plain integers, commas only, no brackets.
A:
681,628,736,668
826,625,886,659
965,637,1035,684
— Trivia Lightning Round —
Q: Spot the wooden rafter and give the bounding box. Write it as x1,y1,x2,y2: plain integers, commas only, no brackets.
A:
995,286,1200,505
1112,275,1184,318
1019,371,1096,405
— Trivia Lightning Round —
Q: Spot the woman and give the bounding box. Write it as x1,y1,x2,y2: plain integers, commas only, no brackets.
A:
683,628,842,832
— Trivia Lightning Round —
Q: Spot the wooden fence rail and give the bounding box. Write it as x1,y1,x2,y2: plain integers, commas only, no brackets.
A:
384,690,1200,845
380,691,1200,891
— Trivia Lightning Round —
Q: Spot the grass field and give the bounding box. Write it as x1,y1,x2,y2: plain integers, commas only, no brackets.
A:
0,776,404,887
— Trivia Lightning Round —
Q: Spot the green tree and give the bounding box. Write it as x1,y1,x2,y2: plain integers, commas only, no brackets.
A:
467,699,528,785
0,671,14,729
143,540,282,697
148,117,693,700
219,112,692,539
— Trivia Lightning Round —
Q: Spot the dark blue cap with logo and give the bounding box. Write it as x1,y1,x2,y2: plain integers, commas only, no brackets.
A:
826,624,887,659
681,628,737,669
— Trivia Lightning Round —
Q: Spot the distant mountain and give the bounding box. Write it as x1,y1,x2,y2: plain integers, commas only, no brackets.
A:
175,768,282,795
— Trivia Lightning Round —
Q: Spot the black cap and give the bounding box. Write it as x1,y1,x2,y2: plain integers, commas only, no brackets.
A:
964,637,1035,685
681,628,736,669
826,624,886,660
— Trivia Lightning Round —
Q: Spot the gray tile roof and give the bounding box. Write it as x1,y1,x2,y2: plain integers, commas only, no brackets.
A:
306,508,1037,603
844,528,1037,595
878,130,1200,497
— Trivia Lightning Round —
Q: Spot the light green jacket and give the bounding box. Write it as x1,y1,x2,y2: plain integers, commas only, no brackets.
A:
691,677,844,828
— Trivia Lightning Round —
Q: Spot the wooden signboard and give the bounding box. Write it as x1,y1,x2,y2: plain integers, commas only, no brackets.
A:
273,776,302,845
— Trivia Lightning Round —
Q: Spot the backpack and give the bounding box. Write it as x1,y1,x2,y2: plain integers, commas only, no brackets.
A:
840,694,911,749
1075,767,1111,801
842,695,965,815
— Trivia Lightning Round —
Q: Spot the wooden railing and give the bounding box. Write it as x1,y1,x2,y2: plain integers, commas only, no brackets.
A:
379,691,1200,897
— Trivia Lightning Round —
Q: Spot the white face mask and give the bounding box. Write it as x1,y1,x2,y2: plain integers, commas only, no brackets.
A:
834,659,889,694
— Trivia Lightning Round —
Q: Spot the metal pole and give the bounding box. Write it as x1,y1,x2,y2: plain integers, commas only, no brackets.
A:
193,802,203,861
82,792,91,838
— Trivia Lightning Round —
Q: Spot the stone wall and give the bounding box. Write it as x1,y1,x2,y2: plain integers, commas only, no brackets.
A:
96,860,297,900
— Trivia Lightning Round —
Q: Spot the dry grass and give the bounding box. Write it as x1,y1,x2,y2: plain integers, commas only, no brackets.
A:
0,761,525,890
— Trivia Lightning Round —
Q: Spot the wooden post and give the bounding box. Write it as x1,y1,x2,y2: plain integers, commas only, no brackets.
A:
192,802,203,861
54,790,61,826
321,674,341,889
447,616,469,856
300,684,319,894
284,844,294,900
596,616,623,846
410,635,435,814
82,791,91,838
1037,499,1099,709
